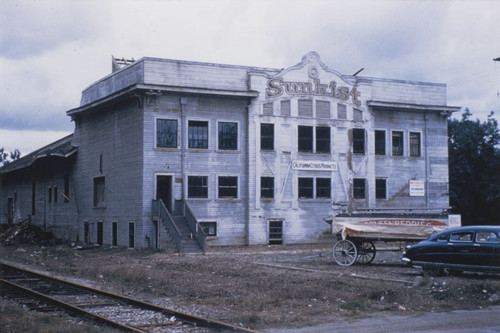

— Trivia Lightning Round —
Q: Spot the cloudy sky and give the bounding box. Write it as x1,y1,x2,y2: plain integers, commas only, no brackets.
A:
1,0,499,155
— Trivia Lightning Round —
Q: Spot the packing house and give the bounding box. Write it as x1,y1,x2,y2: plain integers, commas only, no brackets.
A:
0,52,460,251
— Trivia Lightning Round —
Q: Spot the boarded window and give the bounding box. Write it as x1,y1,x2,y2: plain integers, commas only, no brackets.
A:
316,127,331,153
352,128,365,154
353,109,363,122
218,176,238,198
410,132,421,157
337,103,347,119
392,131,404,156
316,100,330,118
281,100,291,116
188,121,208,149
298,99,313,117
376,178,387,199
188,176,208,198
316,178,331,198
93,177,105,207
353,178,366,199
200,221,217,236
261,177,274,199
157,119,178,148
218,122,238,150
375,130,386,155
261,123,274,151
298,177,314,198
263,102,273,115
298,126,313,152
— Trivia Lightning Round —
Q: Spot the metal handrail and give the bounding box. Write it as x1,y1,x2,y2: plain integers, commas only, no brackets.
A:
153,199,183,252
183,202,206,253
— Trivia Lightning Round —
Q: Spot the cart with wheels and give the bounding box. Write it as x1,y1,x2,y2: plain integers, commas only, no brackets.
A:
331,219,448,266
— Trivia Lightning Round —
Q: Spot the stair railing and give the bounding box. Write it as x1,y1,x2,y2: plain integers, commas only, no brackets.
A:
183,202,207,253
153,199,183,252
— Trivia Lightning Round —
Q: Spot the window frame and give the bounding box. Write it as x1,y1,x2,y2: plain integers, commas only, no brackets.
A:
187,175,209,199
352,128,365,154
298,125,313,153
199,221,217,237
93,176,106,208
298,177,314,198
375,178,387,200
375,130,386,155
409,131,422,157
156,118,178,149
316,126,331,153
260,177,274,199
218,176,238,199
260,123,274,151
392,130,404,156
218,121,238,151
316,177,331,199
353,178,366,199
188,120,209,149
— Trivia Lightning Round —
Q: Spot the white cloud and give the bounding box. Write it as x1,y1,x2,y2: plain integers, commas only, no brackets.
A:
0,0,499,155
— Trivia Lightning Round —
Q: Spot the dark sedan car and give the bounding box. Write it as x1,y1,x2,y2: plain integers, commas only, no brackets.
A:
402,225,500,275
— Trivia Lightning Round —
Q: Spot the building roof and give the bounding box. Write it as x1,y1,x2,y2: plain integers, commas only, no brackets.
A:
0,134,76,174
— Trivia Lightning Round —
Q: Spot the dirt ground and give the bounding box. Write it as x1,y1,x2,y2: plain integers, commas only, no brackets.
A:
1,242,499,331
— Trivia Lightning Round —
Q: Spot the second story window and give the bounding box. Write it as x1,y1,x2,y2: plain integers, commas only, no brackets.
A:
157,119,177,148
93,176,105,207
298,126,313,152
188,121,208,149
352,128,365,154
261,177,274,199
298,177,314,198
375,130,386,155
316,127,331,153
218,122,238,150
410,132,421,157
392,131,404,156
261,123,274,151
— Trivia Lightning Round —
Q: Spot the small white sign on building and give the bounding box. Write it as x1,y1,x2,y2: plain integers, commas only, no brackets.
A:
409,180,425,196
292,160,338,171
448,214,462,228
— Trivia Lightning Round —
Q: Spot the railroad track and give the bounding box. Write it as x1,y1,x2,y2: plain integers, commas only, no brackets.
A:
0,262,257,333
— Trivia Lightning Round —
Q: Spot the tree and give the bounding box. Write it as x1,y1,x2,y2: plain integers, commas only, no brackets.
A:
0,148,21,167
448,110,500,225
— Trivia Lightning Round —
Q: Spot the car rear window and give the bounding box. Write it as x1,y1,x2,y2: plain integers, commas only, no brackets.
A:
476,231,499,243
450,232,473,242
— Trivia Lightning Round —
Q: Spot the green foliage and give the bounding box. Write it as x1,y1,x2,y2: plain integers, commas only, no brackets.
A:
448,110,500,225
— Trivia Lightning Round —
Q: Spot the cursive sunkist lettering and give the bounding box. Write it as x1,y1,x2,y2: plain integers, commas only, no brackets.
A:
266,78,361,106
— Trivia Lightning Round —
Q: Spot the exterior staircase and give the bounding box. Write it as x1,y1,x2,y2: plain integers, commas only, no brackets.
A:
172,215,205,253
153,199,206,254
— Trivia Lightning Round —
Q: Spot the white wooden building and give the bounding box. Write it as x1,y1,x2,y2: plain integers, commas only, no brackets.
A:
0,52,460,250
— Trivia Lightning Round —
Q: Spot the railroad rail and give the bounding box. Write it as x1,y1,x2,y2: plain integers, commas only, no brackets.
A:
0,262,257,333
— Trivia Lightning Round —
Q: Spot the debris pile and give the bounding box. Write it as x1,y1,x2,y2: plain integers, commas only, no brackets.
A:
1,219,53,246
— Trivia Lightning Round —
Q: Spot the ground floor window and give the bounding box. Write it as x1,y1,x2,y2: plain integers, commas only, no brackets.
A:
200,221,217,236
376,178,387,199
269,220,283,245
97,221,103,245
128,222,135,248
218,176,238,198
353,178,366,199
188,176,208,198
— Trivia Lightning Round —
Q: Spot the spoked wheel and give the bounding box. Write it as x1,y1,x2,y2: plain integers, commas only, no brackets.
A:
356,241,376,264
333,239,357,266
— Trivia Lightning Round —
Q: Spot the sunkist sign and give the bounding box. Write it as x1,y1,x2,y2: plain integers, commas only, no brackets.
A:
265,66,361,106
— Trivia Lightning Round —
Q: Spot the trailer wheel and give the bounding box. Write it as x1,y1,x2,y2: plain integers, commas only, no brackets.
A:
333,239,357,266
356,241,376,264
